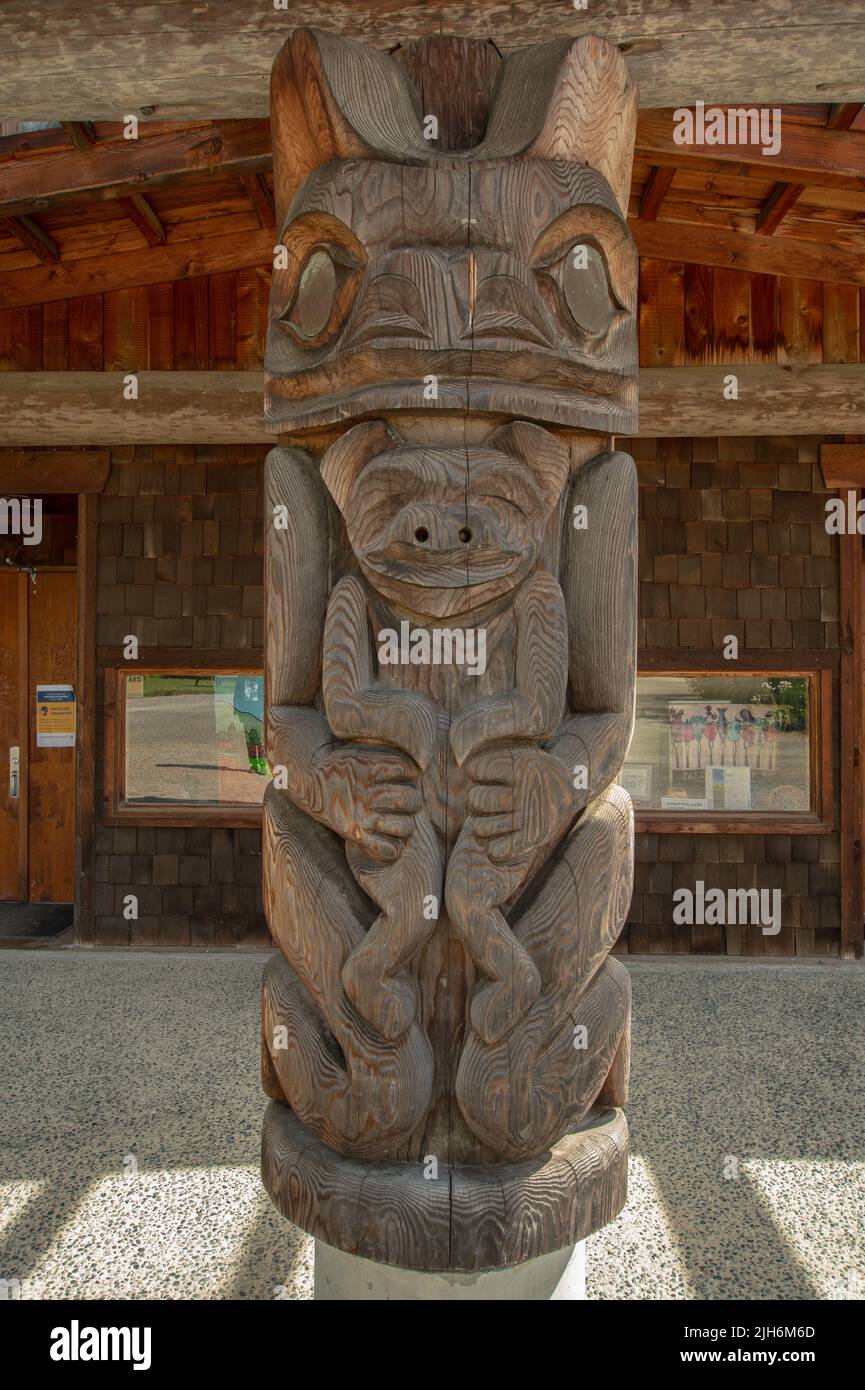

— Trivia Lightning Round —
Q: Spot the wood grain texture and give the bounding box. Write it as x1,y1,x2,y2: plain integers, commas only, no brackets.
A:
259,29,638,1269
4,365,865,443
0,120,272,218
2,1,862,119
0,227,276,310
262,1099,628,1271
0,448,108,491
264,30,639,437
634,217,865,288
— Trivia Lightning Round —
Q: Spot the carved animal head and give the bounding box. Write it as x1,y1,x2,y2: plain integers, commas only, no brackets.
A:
265,28,638,437
320,419,569,618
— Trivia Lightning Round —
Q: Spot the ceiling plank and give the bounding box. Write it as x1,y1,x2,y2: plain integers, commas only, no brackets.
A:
636,108,865,188
0,226,274,308
0,2,863,119
0,213,59,262
632,217,865,286
755,182,805,235
239,172,275,228
1,365,864,444
116,192,166,246
638,166,676,220
0,120,272,217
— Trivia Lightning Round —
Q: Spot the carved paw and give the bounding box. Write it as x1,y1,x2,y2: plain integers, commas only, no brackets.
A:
317,745,423,862
465,744,577,864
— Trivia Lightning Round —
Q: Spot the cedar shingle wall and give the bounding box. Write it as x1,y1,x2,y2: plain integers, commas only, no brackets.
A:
618,434,841,957
89,434,842,954
93,444,268,947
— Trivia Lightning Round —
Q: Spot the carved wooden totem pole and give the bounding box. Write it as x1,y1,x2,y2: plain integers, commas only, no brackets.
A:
260,28,638,1295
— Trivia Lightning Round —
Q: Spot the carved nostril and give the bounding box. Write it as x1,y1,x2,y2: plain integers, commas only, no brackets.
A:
458,528,472,543
414,527,429,543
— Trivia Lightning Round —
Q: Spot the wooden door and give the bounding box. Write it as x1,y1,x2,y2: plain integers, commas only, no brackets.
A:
0,569,76,903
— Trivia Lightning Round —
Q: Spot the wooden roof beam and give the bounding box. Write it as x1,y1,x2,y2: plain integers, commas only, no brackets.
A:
632,217,865,287
3,366,864,444
755,182,805,236
0,225,274,308
116,192,166,246
1,1,864,119
239,172,275,228
60,120,97,151
0,212,59,263
635,109,865,189
0,120,272,218
754,105,864,237
827,103,864,131
638,166,675,220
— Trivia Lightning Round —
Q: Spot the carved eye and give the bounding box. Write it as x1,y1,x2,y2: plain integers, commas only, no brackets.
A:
558,243,615,335
289,251,338,339
275,214,366,350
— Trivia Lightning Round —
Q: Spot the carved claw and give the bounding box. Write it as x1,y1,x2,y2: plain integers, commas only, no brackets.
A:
469,958,542,1046
449,707,492,767
341,954,418,1041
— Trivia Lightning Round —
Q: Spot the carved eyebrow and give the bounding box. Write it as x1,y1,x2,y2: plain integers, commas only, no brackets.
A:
351,457,450,499
530,204,637,314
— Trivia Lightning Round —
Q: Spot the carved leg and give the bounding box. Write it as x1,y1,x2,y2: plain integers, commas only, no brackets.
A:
444,826,541,1046
263,784,433,1159
342,810,442,1041
456,784,633,1158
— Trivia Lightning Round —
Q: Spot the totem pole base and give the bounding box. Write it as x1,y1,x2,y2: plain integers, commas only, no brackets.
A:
313,1238,586,1301
262,1101,627,1277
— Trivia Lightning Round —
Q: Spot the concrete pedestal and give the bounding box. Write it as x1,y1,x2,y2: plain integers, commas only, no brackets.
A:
314,1238,587,1301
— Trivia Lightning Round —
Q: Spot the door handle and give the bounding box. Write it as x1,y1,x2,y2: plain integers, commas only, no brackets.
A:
9,746,19,798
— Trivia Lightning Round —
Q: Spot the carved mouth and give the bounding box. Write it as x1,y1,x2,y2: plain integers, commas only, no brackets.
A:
364,543,520,587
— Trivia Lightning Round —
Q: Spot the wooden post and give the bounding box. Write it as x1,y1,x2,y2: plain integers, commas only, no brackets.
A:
260,27,639,1286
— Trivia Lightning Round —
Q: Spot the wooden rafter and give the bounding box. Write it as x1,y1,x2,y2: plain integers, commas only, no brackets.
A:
638,166,675,220
754,104,863,237
635,108,865,190
116,192,166,246
755,182,805,236
0,212,59,263
826,103,864,131
0,226,274,308
0,120,272,217
239,172,275,228
60,120,97,151
633,218,865,287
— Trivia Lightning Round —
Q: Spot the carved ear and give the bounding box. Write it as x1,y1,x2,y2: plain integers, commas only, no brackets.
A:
270,28,428,225
489,421,570,519
319,419,400,516
480,35,637,216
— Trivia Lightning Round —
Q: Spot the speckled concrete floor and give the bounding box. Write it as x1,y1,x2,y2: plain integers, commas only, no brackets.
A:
1,951,862,1300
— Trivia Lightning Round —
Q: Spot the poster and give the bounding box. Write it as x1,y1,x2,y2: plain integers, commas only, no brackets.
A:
35,684,76,747
668,701,782,771
706,765,752,810
621,764,652,802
